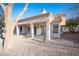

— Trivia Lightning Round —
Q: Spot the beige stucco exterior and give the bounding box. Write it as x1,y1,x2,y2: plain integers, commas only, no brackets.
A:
16,13,66,40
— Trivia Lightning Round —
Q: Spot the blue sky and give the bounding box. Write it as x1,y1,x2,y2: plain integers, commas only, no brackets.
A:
0,3,78,20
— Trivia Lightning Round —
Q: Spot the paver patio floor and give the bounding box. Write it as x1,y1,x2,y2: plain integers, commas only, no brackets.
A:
0,35,79,56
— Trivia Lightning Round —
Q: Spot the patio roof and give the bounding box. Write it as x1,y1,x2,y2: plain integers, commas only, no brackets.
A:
18,13,51,23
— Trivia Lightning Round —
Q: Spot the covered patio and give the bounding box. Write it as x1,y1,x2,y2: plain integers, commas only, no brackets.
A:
16,22,47,39
16,13,52,40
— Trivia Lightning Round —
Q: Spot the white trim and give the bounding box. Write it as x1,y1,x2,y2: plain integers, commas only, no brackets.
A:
16,25,20,35
46,20,51,40
30,23,34,39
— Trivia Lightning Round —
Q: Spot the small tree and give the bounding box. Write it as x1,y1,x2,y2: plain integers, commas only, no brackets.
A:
0,14,5,27
66,18,78,32
66,19,77,28
74,16,79,25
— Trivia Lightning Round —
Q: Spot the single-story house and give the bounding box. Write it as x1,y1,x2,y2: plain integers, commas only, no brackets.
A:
16,9,66,40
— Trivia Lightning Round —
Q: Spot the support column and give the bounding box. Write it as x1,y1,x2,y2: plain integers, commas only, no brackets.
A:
16,25,20,35
46,21,51,40
30,23,34,39
58,24,61,38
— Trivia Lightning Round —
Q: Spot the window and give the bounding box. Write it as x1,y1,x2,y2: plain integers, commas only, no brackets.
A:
20,26,22,32
53,24,59,28
28,26,30,31
53,24,59,33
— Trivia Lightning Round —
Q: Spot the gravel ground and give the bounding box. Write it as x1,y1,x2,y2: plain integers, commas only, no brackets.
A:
0,35,79,56
62,32,79,43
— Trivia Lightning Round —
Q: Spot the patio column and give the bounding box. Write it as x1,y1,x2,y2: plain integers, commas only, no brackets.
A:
46,21,51,40
58,24,61,38
16,25,20,35
30,23,34,39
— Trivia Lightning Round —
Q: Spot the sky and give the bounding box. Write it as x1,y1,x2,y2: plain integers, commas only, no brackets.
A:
0,3,78,20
